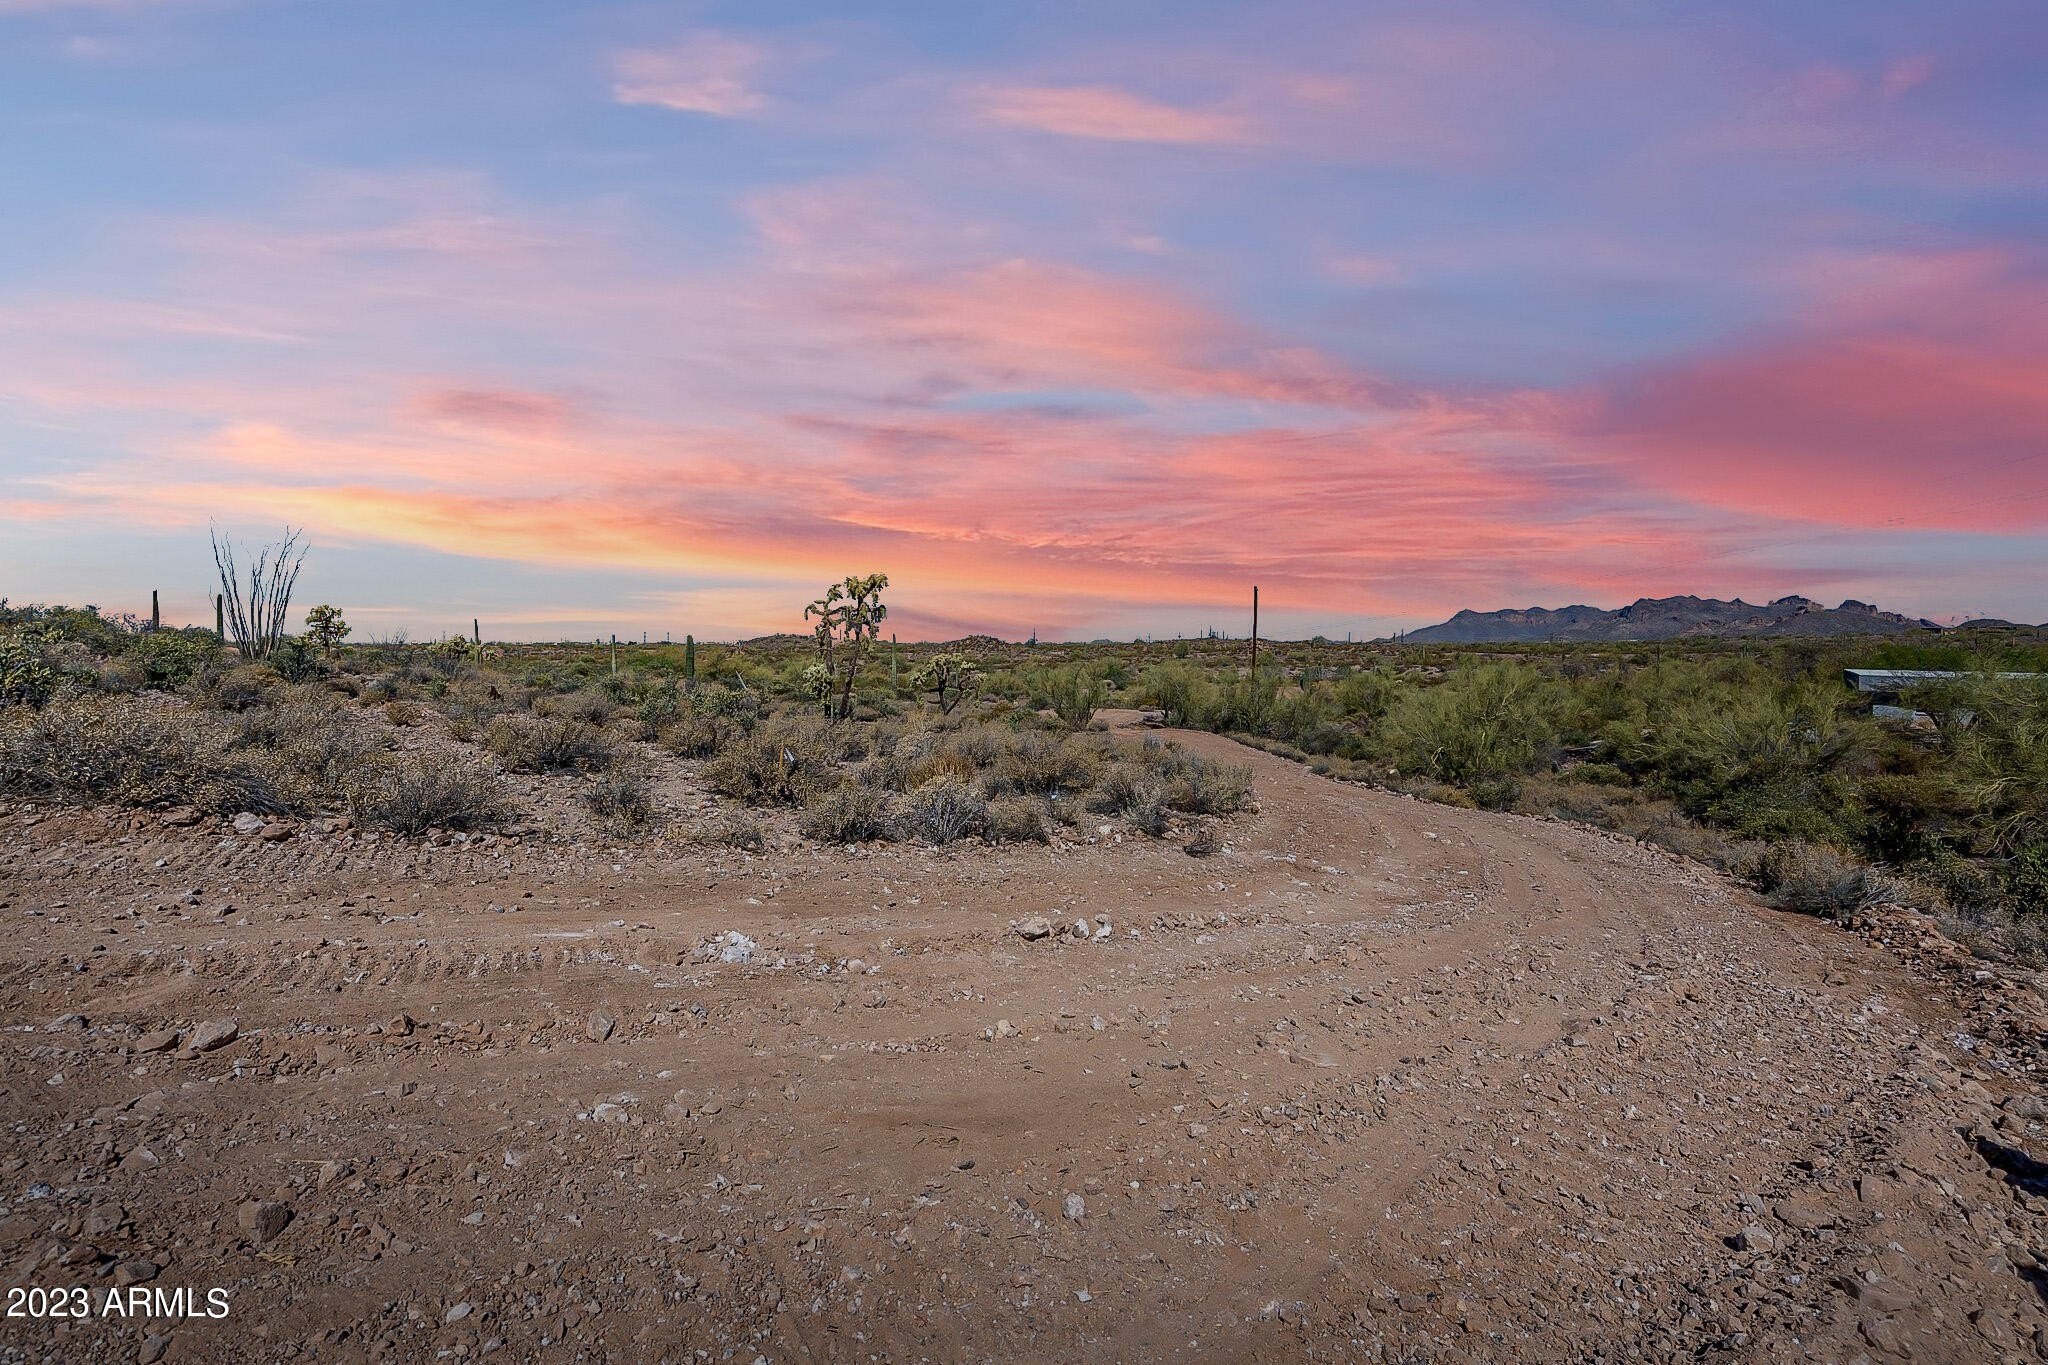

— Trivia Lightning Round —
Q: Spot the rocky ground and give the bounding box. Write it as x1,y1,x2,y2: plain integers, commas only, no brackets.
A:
0,715,2044,1363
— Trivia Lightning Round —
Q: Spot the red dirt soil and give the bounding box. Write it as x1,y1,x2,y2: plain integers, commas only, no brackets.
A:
1,715,2044,1362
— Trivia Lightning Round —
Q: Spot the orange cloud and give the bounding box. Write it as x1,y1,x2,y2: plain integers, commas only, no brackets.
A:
973,84,1250,145
612,36,769,117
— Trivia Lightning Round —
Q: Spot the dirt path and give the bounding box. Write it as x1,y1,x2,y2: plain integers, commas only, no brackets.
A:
1,720,2044,1363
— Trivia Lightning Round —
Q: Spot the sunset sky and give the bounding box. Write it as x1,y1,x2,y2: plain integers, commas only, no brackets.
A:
3,1,2045,640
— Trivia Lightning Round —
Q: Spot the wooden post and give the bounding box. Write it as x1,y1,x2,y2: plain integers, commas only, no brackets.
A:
150,590,160,631
215,594,224,641
1250,586,1259,678
609,634,617,675
890,633,898,687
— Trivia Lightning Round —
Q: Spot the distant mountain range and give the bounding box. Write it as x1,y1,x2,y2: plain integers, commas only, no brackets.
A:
1401,595,1944,644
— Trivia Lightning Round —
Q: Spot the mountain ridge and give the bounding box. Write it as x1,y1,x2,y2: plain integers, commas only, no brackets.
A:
1400,594,1942,644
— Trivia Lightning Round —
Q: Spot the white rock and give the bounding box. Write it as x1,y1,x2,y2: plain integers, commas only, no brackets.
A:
1063,1193,1085,1221
717,932,758,964
232,812,265,835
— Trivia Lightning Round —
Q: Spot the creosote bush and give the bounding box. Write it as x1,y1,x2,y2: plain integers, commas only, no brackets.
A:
799,784,896,843
899,776,987,844
347,752,509,835
485,714,617,774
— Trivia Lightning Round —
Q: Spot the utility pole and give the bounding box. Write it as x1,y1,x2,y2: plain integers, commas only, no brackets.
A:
150,590,160,631
1250,586,1259,677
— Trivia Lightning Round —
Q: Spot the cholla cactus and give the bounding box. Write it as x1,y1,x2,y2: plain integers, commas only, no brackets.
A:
803,573,888,722
913,651,981,715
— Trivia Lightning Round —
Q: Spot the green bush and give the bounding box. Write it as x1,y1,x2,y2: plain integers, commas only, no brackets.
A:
136,629,221,688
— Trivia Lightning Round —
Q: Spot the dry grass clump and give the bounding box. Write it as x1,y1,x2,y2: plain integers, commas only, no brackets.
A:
383,699,427,727
1754,841,1903,918
986,794,1051,843
346,751,510,835
579,767,658,833
680,808,769,852
485,714,617,774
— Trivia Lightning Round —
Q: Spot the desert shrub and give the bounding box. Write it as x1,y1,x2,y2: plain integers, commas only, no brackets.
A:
269,635,325,683
663,714,723,759
0,694,286,815
686,808,767,851
346,752,509,835
1149,748,1253,814
702,715,835,805
1755,842,1900,918
383,699,426,726
991,732,1101,796
898,776,987,844
0,630,61,708
1380,664,1555,809
226,692,376,792
799,783,896,843
135,629,221,688
486,714,617,774
986,794,1051,843
1086,759,1153,816
637,680,684,733
1045,666,1106,731
580,767,658,832
207,664,285,713
543,688,617,725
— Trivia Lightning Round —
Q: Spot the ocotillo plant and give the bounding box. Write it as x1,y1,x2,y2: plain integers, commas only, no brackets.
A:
210,525,306,661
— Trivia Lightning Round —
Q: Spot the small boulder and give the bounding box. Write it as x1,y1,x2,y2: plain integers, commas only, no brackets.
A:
187,1019,239,1053
132,1029,180,1055
1014,916,1053,941
237,1199,291,1244
586,1010,616,1043
231,812,265,836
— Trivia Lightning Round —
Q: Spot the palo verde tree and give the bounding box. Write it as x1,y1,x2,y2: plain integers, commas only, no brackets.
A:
304,603,351,655
211,525,307,662
803,573,888,722
914,651,981,715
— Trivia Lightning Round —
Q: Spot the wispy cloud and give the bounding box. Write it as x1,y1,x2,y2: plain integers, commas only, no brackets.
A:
972,84,1250,145
612,34,770,118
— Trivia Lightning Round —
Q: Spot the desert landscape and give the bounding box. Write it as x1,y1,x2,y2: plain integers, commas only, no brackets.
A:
3,587,2047,1362
6,1,2048,1359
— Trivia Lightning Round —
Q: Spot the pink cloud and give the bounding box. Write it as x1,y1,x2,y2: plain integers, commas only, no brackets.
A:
612,35,769,118
972,85,1250,145
1574,247,2048,531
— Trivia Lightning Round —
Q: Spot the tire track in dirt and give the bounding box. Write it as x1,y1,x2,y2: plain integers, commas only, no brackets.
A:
0,726,2043,1362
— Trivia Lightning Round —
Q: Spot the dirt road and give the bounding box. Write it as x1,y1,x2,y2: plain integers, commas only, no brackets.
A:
1,719,2044,1362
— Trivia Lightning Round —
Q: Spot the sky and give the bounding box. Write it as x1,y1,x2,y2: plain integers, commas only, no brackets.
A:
2,0,2045,641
